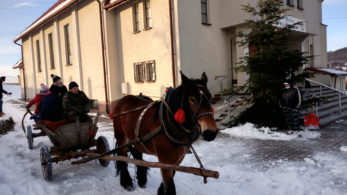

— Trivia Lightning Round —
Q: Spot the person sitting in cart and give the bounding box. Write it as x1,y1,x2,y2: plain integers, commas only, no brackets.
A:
63,81,91,123
26,84,49,117
49,74,68,99
39,84,67,131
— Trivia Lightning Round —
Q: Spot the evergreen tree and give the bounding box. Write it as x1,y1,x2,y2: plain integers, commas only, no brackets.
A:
233,0,308,128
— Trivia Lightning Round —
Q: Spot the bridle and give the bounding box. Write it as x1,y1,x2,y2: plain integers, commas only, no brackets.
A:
189,85,214,123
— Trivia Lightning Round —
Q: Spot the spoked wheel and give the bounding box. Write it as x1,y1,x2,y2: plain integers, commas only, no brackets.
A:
96,136,110,167
40,145,52,181
26,125,33,150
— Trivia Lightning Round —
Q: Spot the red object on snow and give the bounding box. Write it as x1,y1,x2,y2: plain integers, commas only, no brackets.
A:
304,113,320,128
174,108,186,123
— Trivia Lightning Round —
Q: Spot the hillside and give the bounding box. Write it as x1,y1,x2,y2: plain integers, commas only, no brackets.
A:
328,47,347,67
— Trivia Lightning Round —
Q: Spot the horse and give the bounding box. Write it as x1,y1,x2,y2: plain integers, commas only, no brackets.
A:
111,72,218,195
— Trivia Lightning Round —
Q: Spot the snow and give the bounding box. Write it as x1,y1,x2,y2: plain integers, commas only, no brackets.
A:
223,123,320,141
340,146,347,152
1,85,347,195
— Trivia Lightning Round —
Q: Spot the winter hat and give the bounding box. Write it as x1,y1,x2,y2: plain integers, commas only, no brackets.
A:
68,81,79,89
51,74,61,83
39,84,49,95
0,76,5,81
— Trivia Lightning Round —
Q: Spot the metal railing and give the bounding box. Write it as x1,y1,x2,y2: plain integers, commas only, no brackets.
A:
304,78,347,114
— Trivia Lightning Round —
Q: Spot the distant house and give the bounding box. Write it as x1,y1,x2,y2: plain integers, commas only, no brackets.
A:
14,0,327,113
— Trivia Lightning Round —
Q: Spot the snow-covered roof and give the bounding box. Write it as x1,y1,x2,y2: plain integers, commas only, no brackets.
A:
318,68,347,76
13,0,80,42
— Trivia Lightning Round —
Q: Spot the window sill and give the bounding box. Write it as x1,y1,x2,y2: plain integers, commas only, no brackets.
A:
286,3,294,7
144,27,152,31
135,81,145,83
297,7,304,10
133,31,141,34
66,64,73,66
202,23,212,26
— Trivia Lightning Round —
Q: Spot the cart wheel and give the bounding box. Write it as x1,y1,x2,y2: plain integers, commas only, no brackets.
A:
40,145,52,181
96,136,110,167
26,125,33,150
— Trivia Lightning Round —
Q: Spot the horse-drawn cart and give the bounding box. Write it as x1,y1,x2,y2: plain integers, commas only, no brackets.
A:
37,113,110,181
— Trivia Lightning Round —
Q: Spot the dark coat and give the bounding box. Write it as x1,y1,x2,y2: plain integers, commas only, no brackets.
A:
39,93,64,121
0,81,9,99
280,87,302,109
62,91,90,122
49,84,68,98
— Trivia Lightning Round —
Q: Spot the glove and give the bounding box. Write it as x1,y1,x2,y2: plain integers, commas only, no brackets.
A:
26,105,30,109
7,92,12,95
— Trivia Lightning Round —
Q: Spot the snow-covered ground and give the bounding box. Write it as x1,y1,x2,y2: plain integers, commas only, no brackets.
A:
1,84,347,195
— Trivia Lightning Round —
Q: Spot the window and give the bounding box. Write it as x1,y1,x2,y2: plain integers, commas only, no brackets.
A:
286,0,294,6
134,62,144,83
144,0,152,29
133,2,140,33
145,60,156,82
134,60,156,83
48,33,55,69
201,0,210,25
35,40,42,72
297,0,303,9
64,24,72,65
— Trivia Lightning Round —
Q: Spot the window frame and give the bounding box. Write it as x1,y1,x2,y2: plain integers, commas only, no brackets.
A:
286,0,294,6
134,62,145,83
63,24,72,66
201,0,211,25
143,0,152,30
35,40,42,72
48,33,55,70
133,2,141,33
297,0,303,10
145,60,156,82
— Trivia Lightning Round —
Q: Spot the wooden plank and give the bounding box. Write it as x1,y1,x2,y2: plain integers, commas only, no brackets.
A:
85,153,219,179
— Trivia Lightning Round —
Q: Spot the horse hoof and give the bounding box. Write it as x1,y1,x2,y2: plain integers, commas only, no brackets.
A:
124,185,135,191
139,183,146,188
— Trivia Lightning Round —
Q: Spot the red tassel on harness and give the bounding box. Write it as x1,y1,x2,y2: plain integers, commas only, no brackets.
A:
108,112,115,118
174,108,186,123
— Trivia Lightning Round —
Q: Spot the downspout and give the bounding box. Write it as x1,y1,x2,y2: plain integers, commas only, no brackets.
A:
96,0,110,113
169,0,177,87
14,41,27,101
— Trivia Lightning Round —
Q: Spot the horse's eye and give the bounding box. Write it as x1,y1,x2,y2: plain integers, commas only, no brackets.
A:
189,96,198,104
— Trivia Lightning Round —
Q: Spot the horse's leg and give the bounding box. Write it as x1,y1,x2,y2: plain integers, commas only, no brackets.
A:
115,141,134,191
157,168,176,195
129,146,148,188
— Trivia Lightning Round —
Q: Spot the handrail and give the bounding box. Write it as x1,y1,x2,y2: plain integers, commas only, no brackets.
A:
210,75,227,92
305,78,347,95
224,81,250,103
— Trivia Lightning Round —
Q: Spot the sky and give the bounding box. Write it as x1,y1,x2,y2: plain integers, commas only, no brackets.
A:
0,0,346,78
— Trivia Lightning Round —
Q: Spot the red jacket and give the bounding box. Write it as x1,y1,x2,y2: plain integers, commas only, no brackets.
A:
27,94,44,114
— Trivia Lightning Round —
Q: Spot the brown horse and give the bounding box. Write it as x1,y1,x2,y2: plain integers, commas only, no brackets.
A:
112,72,218,195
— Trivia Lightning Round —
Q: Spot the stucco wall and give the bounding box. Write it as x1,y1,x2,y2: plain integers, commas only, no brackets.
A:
77,0,105,101
106,0,173,100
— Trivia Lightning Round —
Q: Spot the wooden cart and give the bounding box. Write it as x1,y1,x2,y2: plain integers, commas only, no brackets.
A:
38,114,110,181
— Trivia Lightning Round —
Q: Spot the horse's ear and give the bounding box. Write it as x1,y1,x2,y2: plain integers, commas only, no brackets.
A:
180,71,189,86
201,72,208,85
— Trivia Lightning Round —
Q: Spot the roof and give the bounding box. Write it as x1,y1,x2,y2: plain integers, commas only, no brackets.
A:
13,0,81,42
104,0,133,10
307,67,347,77
13,60,23,69
13,0,134,42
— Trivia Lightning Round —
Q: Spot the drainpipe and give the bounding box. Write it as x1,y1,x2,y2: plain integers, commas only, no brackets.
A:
96,0,110,113
14,41,27,101
169,0,177,87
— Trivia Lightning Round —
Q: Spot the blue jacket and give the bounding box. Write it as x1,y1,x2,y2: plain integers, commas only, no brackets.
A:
39,93,64,121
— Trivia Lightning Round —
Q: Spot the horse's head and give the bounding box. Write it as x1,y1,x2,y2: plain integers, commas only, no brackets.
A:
179,71,218,141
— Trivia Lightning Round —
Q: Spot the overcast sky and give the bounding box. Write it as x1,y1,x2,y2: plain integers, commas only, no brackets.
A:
0,0,346,77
